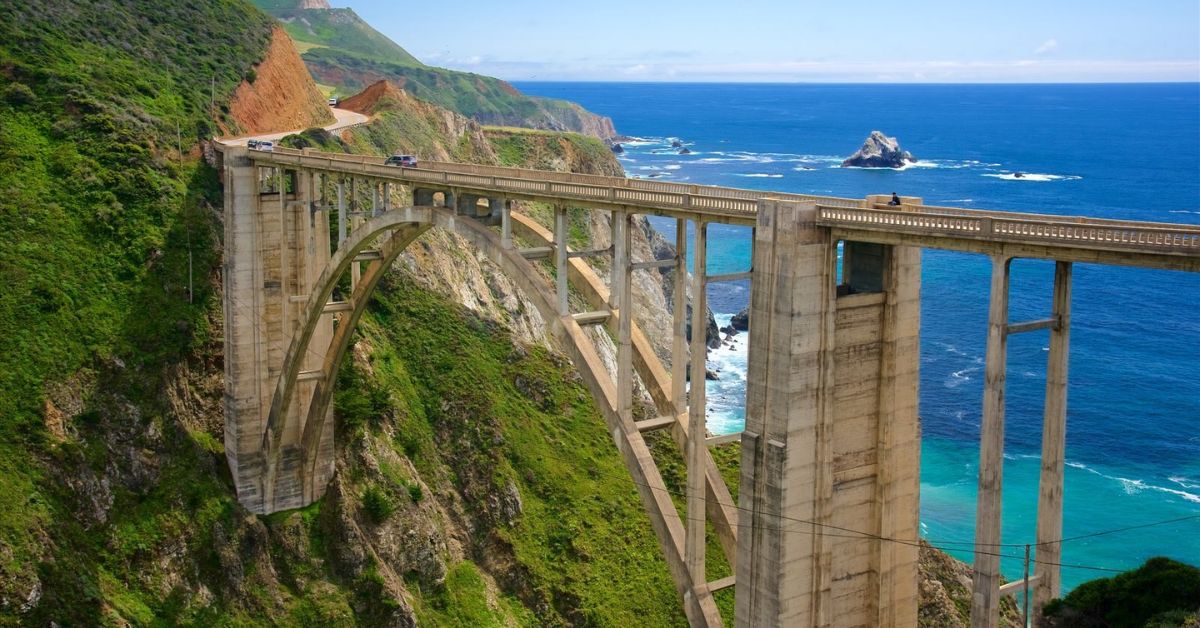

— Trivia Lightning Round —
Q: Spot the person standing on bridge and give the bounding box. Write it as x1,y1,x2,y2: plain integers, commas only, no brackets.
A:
888,192,902,206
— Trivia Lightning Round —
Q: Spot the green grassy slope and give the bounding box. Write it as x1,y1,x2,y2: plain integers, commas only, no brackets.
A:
0,1,272,613
258,1,422,65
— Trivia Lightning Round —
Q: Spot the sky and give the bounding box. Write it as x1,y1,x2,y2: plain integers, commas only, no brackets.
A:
330,0,1200,83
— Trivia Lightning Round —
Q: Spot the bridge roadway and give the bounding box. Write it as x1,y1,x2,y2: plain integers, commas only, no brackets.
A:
253,145,1200,272
225,144,1200,628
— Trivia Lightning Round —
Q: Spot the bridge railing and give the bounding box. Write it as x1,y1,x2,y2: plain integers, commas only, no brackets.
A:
817,205,1200,253
254,147,1200,255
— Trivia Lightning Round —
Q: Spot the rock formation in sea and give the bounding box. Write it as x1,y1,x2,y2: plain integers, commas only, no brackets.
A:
678,147,692,155
610,142,624,154
842,130,916,168
730,307,750,331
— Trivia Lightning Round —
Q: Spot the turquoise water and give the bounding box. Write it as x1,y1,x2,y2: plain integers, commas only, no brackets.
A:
515,82,1200,589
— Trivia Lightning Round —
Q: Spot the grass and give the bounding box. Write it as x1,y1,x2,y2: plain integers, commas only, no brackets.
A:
252,1,422,66
349,274,689,626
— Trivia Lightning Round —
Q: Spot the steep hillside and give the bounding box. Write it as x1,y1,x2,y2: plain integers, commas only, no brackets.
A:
250,0,618,139
0,0,281,611
227,26,333,134
264,0,422,65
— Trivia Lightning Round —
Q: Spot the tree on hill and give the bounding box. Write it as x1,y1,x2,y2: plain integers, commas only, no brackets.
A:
1040,557,1200,627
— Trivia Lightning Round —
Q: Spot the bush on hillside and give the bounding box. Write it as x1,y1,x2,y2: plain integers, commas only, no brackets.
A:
1040,557,1200,627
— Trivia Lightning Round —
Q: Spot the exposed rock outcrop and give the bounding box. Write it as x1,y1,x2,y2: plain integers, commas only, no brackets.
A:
919,541,1022,627
226,27,333,135
842,130,916,168
730,307,749,331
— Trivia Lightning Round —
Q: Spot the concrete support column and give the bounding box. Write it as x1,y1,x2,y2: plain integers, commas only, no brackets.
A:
350,178,362,289
610,210,625,309
686,219,708,587
383,182,391,213
336,180,346,245
500,200,513,250
1034,261,1073,610
554,204,569,315
488,197,505,220
223,148,267,510
279,171,290,338
972,255,1013,628
671,218,688,414
736,200,837,628
874,237,923,626
372,180,380,217
615,211,634,426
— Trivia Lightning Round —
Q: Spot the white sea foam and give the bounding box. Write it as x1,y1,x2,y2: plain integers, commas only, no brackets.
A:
983,173,1082,182
736,173,784,178
1168,210,1200,215
621,137,661,147
946,367,978,388
1169,476,1200,490
1066,462,1200,504
663,164,682,170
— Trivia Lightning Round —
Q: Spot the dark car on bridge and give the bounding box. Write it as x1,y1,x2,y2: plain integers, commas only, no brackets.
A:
385,154,418,168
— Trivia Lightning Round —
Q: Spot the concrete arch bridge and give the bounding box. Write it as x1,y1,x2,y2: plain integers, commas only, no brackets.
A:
219,145,1199,628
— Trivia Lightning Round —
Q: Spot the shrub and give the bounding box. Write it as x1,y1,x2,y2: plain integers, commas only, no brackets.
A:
3,82,35,106
407,483,423,503
1041,557,1200,627
361,485,394,523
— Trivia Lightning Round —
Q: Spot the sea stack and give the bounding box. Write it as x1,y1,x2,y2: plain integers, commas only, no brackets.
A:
842,130,916,168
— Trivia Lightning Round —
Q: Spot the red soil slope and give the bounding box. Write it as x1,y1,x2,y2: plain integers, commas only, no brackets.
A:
227,27,333,135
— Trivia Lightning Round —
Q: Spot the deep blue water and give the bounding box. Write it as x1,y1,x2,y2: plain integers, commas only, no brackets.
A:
515,82,1200,589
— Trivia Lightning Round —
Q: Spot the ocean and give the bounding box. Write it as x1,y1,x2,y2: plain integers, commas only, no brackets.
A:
514,82,1200,590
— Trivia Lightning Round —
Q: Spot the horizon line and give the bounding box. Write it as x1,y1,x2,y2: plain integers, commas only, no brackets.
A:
503,78,1200,86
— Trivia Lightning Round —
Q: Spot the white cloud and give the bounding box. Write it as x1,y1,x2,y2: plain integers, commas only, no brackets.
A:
433,56,1200,84
1035,38,1059,55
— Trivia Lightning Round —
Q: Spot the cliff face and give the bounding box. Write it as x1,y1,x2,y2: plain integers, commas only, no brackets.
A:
227,26,333,135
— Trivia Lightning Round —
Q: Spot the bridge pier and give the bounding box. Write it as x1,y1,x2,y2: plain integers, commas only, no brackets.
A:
972,258,1074,626
223,149,336,513
736,199,921,627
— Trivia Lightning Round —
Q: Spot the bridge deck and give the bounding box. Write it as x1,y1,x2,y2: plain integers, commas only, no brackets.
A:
240,146,1200,271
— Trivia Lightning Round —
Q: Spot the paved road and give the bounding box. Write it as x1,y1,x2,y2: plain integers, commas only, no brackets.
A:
218,107,369,146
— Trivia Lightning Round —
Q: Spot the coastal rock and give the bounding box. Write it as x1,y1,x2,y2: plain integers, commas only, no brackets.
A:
678,147,692,155
842,130,915,169
670,139,683,148
685,302,722,350
730,307,750,331
610,142,624,154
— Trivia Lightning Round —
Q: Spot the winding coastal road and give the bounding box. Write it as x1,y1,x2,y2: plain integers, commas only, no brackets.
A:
218,107,369,146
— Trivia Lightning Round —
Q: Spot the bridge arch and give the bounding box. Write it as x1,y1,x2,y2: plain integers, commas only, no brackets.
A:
256,201,727,623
